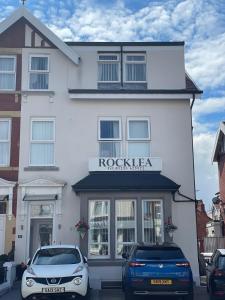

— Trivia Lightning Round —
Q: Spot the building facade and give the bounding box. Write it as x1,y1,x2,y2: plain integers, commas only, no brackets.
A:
0,14,23,256
0,7,203,288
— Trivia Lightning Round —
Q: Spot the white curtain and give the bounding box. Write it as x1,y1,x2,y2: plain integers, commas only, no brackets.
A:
0,57,15,90
0,121,10,166
31,121,54,165
31,57,48,71
129,120,148,139
126,63,146,81
143,201,162,243
30,57,49,89
98,63,119,81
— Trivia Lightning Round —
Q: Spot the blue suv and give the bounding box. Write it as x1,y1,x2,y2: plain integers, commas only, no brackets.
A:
122,243,193,300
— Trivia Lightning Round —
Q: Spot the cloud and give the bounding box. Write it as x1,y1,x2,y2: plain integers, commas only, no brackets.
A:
193,97,225,117
193,132,219,207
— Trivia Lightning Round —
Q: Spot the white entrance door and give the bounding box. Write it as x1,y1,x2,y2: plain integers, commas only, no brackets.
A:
0,215,6,254
29,218,53,258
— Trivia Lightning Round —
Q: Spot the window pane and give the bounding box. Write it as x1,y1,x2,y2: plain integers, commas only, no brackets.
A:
99,141,121,157
100,120,119,139
31,57,48,71
129,120,149,139
128,142,150,157
143,201,163,244
0,74,15,90
126,63,146,81
32,121,54,141
99,55,118,61
0,58,15,71
0,121,9,140
98,63,119,81
0,142,9,165
30,73,49,89
89,200,109,257
116,200,136,257
30,143,54,165
126,55,145,62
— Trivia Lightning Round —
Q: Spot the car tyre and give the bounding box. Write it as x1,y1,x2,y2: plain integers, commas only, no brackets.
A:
124,290,135,300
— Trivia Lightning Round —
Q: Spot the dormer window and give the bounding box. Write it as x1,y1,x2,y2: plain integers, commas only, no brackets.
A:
98,54,119,82
125,54,146,82
29,55,49,90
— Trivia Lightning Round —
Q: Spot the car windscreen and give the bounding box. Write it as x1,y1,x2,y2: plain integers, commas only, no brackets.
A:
33,248,81,265
134,247,185,260
218,256,225,269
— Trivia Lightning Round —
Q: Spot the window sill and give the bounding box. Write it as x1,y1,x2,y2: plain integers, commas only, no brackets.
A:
0,166,19,171
24,166,59,171
22,90,55,96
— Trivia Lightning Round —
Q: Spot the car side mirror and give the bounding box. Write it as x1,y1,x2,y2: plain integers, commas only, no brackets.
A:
83,256,88,263
27,259,31,266
122,253,129,260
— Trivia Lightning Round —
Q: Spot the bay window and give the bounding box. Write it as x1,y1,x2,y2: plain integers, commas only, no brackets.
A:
30,118,55,166
0,56,16,90
99,118,121,157
116,200,136,257
88,200,110,258
98,54,119,82
127,118,150,157
0,119,11,166
125,54,146,82
29,55,49,89
142,200,163,243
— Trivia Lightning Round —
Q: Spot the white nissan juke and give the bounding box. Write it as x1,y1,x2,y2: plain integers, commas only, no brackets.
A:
21,245,89,300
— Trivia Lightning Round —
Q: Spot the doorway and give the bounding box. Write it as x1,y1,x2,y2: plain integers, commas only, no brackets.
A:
29,218,53,258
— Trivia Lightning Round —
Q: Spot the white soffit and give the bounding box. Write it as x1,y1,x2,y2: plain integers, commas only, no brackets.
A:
0,7,80,65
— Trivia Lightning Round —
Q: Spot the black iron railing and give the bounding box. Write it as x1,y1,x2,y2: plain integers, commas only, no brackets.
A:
0,266,7,284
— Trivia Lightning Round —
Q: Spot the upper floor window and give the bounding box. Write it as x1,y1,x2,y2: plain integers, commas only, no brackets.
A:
98,118,121,157
0,119,11,166
0,56,16,90
30,118,55,166
29,55,49,90
98,54,119,82
125,54,146,82
127,118,150,157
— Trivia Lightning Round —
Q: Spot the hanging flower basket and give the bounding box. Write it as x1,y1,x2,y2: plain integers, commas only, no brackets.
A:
164,217,177,233
75,220,89,239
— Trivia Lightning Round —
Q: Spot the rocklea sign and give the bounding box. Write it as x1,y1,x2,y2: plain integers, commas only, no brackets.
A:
89,157,162,172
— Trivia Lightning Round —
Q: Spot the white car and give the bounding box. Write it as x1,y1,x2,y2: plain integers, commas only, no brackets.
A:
21,245,89,300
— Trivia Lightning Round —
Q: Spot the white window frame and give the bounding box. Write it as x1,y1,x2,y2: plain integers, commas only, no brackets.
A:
29,55,49,90
0,56,16,91
127,117,150,141
142,199,164,244
0,118,11,167
29,117,55,166
124,53,147,83
115,199,137,259
97,54,120,83
88,199,110,259
98,117,122,141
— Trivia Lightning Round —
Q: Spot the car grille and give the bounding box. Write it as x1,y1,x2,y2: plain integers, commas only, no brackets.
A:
26,276,82,285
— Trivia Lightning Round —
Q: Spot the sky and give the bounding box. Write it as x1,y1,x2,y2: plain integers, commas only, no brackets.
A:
1,0,224,209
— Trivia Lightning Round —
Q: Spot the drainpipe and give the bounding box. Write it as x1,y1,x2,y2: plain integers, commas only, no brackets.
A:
120,45,123,88
172,191,196,203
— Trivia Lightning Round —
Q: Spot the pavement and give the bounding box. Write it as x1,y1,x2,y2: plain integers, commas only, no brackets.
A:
0,281,210,300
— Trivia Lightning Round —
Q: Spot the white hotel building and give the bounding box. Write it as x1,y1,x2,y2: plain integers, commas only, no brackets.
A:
0,7,202,288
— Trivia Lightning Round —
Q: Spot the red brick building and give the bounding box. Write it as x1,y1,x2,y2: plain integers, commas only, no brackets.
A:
0,19,22,256
196,200,212,252
213,122,225,223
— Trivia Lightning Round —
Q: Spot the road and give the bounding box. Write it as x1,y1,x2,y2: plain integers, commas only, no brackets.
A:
0,282,209,300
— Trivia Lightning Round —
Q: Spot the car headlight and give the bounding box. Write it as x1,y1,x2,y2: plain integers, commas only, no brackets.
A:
73,265,84,274
26,278,35,287
27,266,36,276
73,277,82,285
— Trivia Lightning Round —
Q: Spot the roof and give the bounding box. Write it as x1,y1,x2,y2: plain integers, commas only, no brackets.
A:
72,171,180,192
0,7,79,65
212,122,225,162
66,41,185,46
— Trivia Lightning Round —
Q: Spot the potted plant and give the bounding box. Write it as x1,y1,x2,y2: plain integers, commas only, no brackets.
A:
75,219,89,239
164,217,177,238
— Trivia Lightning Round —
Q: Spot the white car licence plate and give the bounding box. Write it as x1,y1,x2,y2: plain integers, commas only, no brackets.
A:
42,287,65,293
